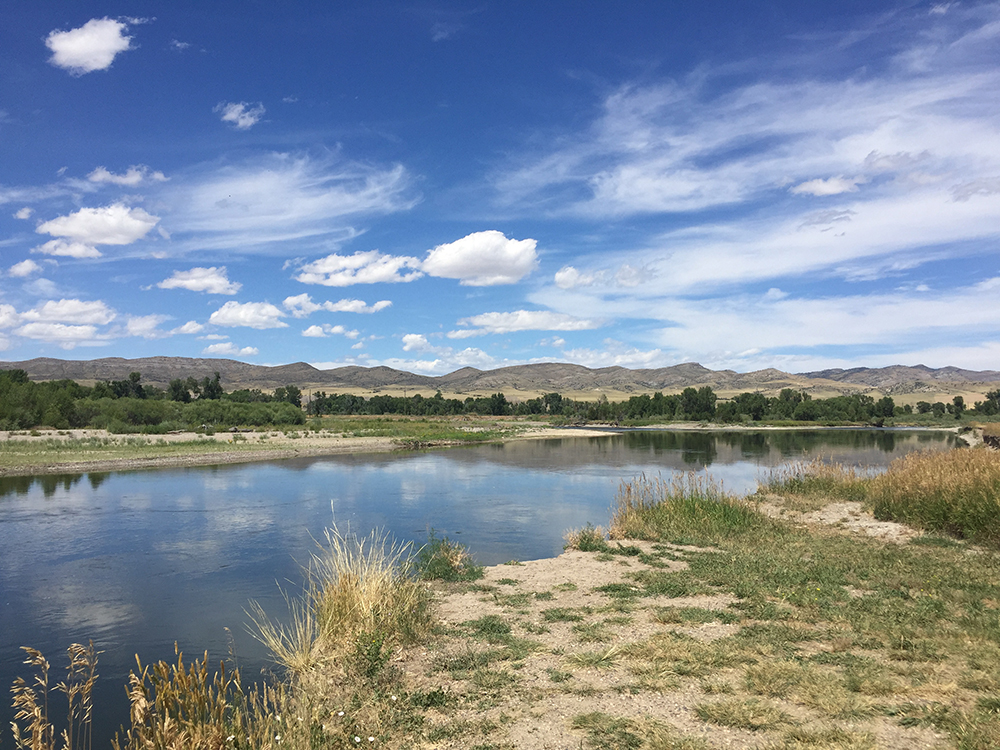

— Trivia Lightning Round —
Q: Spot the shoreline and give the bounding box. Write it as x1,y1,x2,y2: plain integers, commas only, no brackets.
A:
0,423,972,479
0,426,613,478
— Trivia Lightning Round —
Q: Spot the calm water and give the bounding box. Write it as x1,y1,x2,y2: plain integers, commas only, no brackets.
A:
0,429,958,746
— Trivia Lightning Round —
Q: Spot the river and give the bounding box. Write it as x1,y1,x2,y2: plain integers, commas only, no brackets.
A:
0,428,959,746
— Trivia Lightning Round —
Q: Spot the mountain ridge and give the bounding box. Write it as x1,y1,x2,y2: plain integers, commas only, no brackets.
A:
1,356,998,398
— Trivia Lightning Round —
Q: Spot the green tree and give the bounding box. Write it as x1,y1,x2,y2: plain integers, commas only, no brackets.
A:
952,395,965,419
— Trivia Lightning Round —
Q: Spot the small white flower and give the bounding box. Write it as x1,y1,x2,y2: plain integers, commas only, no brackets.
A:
390,695,397,701
226,736,234,743
368,737,375,743
354,736,361,743
338,711,345,716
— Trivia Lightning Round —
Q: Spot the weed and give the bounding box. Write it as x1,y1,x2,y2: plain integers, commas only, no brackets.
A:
694,697,793,731
411,529,484,581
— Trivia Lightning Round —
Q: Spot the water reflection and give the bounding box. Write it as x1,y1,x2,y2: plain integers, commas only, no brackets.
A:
0,429,958,749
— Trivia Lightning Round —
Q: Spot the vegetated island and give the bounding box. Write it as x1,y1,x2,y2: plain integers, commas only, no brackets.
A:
13,445,1000,749
1,362,998,476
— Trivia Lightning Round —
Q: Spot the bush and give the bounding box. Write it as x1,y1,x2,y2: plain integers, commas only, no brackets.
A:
410,530,483,581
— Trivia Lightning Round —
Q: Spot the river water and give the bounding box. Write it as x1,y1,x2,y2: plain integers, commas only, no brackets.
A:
0,428,959,746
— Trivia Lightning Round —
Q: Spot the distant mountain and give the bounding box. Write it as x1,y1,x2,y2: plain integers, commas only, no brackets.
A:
800,364,1000,386
1,356,997,396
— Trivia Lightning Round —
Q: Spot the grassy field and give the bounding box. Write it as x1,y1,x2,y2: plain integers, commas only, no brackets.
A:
9,446,1000,749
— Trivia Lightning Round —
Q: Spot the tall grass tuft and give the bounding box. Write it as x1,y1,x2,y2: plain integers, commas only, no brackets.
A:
111,646,281,750
759,458,874,502
609,473,774,545
10,642,98,750
866,448,1000,544
248,525,433,675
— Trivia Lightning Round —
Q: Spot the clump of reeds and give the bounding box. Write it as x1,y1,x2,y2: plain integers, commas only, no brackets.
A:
758,458,873,502
10,642,98,750
409,529,483,582
609,473,771,545
111,645,282,750
247,525,433,676
564,523,610,552
866,448,1000,544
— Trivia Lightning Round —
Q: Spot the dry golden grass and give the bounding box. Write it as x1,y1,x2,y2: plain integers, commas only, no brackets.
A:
247,526,432,675
866,448,1000,544
10,642,98,750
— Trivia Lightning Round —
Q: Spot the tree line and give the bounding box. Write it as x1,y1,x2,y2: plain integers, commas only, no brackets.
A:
2,366,997,431
0,369,304,432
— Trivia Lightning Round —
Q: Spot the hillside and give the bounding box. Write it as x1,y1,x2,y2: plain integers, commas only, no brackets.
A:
1,356,998,403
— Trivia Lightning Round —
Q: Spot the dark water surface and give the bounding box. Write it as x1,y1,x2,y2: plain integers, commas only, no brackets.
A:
0,429,958,746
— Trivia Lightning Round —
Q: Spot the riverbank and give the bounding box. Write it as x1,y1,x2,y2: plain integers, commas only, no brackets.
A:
0,422,614,477
400,460,999,749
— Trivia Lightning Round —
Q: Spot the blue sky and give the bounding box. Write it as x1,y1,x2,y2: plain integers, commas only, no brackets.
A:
1,1,999,375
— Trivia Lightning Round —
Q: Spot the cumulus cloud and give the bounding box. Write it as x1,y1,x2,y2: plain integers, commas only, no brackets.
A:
554,266,601,289
87,165,167,186
0,304,19,328
21,299,116,325
203,342,259,356
449,310,600,337
214,101,266,130
294,250,423,286
126,315,168,339
209,301,287,329
326,298,392,313
158,267,241,294
422,230,538,285
283,293,392,317
14,322,103,349
790,176,867,196
9,260,42,277
45,17,134,75
301,324,359,338
14,207,32,220
31,240,101,258
36,203,159,246
402,333,433,351
173,320,204,334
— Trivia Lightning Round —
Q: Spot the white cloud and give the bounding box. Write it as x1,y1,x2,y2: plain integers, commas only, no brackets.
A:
14,322,102,349
88,165,167,186
790,176,866,196
21,299,116,325
22,278,59,297
326,298,392,313
173,320,204,334
561,341,668,370
284,293,392,316
301,324,359,339
422,230,538,285
158,267,241,294
214,101,266,130
14,207,33,220
36,203,159,246
126,315,168,339
202,342,259,356
165,153,414,253
31,240,101,258
209,301,287,329
449,310,600,337
554,266,601,289
0,304,19,328
8,260,42,277
402,333,433,352
284,293,322,318
45,17,134,75
295,250,423,286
